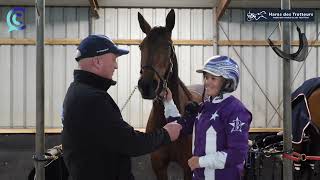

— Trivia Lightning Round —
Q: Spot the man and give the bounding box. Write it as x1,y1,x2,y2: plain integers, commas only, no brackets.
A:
61,35,182,180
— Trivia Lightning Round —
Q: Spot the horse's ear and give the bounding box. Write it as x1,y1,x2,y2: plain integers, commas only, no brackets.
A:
138,12,151,34
165,9,175,32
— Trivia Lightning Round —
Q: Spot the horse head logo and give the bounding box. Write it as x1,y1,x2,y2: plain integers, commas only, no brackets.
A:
247,11,267,21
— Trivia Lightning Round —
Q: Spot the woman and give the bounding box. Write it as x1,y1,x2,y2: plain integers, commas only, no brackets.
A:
163,55,252,180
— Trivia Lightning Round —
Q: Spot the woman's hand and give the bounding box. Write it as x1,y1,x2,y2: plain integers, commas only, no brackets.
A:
161,88,173,102
188,156,200,171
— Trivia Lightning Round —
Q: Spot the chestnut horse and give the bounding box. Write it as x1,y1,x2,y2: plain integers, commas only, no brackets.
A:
137,9,201,180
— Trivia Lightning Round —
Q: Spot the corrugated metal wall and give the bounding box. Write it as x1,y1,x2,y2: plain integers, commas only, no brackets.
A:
91,8,214,128
0,7,319,129
0,7,89,128
219,9,320,128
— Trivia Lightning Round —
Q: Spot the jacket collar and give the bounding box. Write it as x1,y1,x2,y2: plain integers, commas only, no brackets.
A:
205,93,231,103
74,70,116,91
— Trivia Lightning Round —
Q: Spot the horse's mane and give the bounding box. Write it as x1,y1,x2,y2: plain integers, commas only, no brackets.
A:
166,42,193,111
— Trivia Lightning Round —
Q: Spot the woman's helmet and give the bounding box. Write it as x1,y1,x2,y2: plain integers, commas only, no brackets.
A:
196,55,240,93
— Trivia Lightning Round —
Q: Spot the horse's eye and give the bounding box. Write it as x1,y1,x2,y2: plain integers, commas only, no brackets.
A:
140,69,143,74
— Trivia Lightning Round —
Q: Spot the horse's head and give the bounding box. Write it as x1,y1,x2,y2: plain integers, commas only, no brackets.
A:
137,9,176,99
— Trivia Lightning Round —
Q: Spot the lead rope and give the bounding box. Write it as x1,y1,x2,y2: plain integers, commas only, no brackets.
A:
120,85,138,112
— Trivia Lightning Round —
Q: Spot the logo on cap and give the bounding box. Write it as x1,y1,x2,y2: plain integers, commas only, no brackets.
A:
96,48,109,53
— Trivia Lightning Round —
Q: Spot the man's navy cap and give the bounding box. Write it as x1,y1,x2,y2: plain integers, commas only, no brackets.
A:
75,35,129,61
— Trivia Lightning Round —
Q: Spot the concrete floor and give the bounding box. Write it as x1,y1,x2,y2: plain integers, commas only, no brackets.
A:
1,134,319,180
132,155,184,180
0,134,185,180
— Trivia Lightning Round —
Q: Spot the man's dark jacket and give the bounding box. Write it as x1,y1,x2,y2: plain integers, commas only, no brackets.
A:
62,70,171,180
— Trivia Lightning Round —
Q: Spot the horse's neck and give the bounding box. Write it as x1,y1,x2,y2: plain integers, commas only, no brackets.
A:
169,78,191,114
168,54,192,112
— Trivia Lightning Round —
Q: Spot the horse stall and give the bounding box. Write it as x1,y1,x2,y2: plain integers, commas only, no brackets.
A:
0,0,320,179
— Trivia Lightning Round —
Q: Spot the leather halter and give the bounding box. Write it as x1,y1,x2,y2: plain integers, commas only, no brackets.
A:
140,43,174,99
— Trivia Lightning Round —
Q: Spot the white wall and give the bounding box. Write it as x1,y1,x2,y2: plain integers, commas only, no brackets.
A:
91,8,214,128
219,9,320,128
0,7,319,129
0,7,89,128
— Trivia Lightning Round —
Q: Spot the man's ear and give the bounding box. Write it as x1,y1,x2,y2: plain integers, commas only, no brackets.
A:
91,57,101,69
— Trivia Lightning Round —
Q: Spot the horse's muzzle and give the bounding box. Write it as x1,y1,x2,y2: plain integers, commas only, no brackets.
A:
138,78,158,99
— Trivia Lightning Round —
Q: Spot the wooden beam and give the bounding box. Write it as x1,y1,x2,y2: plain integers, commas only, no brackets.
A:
0,128,282,134
0,38,214,46
0,38,80,45
110,39,214,46
0,38,35,45
217,40,320,46
114,39,142,45
1,38,319,47
88,0,99,18
0,128,62,134
216,0,231,21
249,128,282,133
174,40,212,46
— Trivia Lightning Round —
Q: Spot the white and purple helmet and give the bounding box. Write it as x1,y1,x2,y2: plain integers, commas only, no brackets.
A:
196,55,240,93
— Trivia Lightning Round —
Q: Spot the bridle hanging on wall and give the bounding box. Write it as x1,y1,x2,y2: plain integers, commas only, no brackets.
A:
267,24,308,62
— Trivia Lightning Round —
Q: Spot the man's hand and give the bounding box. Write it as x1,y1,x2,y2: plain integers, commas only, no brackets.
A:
163,122,182,141
188,156,200,171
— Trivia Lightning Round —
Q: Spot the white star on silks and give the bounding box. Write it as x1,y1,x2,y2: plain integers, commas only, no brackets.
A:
196,112,202,120
210,111,219,121
229,117,245,133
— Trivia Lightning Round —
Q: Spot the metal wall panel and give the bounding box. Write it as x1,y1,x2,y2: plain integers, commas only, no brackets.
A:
0,7,89,128
1,7,319,129
92,8,214,128
219,9,320,128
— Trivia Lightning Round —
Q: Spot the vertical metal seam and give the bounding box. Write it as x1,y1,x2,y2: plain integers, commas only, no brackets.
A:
116,8,119,104
63,8,67,127
50,7,54,127
240,10,243,104
189,9,193,84
252,22,256,127
22,8,27,128
128,8,131,125
265,22,268,127
23,44,27,128
10,45,13,128
88,7,92,35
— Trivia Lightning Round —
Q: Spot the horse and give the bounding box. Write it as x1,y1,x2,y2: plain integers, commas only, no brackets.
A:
137,9,202,180
246,78,320,180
